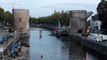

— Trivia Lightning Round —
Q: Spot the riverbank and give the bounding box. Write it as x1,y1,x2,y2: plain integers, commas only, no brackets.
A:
0,31,30,60
70,34,107,57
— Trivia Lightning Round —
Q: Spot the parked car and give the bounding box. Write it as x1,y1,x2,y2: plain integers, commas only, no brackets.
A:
87,33,103,41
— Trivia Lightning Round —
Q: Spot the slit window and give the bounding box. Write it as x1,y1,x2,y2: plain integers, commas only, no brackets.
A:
19,18,21,23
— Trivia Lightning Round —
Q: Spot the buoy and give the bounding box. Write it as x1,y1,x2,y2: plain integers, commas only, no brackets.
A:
39,30,42,38
41,54,43,59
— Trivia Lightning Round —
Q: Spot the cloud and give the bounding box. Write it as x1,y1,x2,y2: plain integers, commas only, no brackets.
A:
58,0,100,4
0,0,100,17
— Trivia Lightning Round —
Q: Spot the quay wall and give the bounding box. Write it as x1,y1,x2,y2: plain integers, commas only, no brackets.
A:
70,35,107,56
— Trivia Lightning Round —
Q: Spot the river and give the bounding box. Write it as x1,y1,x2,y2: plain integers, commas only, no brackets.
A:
29,28,104,60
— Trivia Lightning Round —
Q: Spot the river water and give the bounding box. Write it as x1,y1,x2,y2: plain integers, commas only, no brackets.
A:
29,28,104,60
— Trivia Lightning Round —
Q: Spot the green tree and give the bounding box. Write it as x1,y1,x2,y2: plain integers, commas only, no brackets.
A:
30,10,70,26
97,1,107,34
4,11,13,25
0,7,4,22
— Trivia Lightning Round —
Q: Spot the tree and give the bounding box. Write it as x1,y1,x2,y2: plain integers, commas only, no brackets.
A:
4,11,13,25
0,7,4,22
97,1,107,34
30,10,70,26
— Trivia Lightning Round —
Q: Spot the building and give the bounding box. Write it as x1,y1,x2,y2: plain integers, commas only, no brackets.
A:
12,9,30,36
90,20,102,33
87,14,102,33
69,10,87,35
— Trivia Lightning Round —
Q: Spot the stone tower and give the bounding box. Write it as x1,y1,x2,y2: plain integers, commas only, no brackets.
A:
69,10,87,35
13,9,29,36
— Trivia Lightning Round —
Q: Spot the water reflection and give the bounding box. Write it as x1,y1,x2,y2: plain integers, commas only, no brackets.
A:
86,52,98,60
29,28,102,60
68,39,86,60
30,28,69,60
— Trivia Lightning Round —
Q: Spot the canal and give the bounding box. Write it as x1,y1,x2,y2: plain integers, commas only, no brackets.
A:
29,28,103,60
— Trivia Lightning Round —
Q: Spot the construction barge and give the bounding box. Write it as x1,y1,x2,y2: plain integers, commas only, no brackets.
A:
0,31,30,60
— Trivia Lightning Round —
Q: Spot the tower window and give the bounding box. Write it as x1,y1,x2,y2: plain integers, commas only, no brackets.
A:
19,18,21,23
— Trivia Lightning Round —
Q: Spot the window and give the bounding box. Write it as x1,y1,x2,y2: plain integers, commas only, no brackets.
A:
19,18,21,23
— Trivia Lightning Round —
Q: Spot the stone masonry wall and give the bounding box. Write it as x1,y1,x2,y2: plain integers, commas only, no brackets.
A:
13,9,29,35
69,10,87,35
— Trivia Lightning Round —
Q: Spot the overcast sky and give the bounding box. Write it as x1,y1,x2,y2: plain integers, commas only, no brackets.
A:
0,0,100,17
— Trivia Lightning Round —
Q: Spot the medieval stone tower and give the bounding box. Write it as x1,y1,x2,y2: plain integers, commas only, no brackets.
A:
12,9,30,36
69,10,87,35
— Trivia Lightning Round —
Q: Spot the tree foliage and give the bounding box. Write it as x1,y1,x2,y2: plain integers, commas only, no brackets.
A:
0,7,4,22
0,7,13,26
97,1,107,34
30,10,69,26
4,11,13,25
